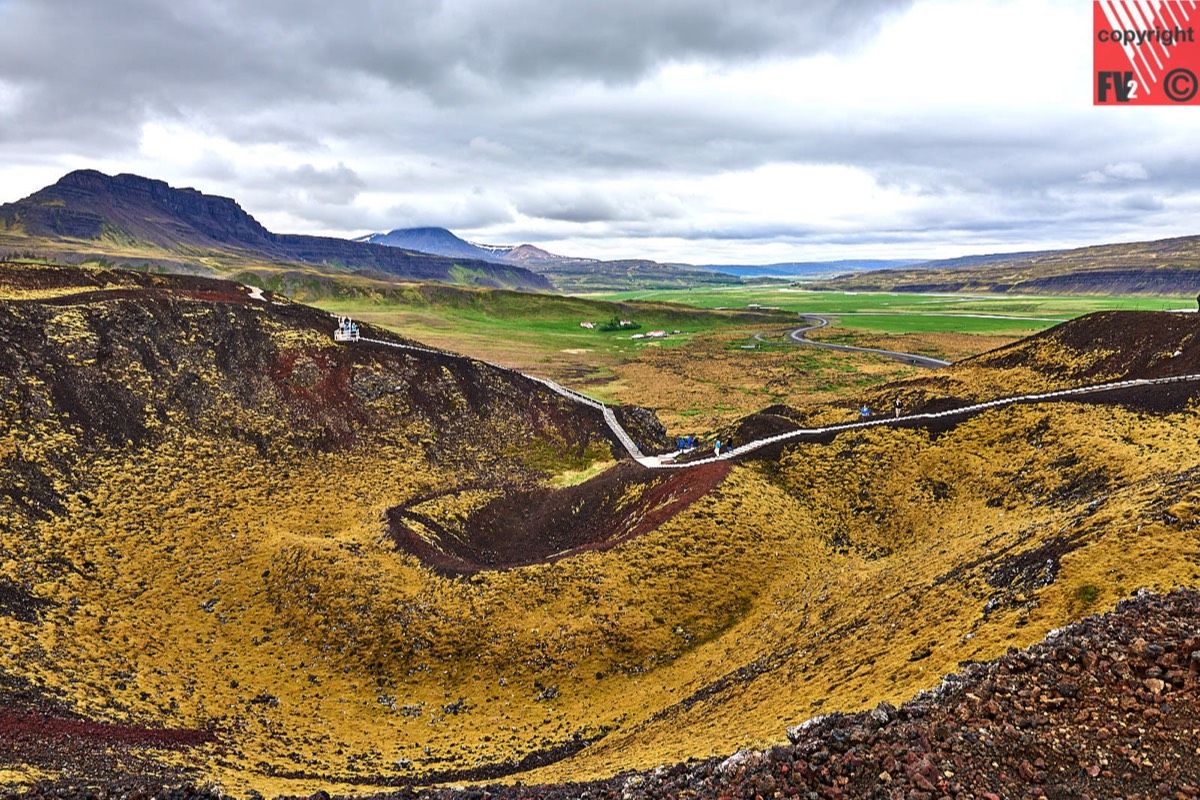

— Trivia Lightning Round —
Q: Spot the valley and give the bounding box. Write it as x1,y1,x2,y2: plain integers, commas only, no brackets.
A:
2,260,1200,798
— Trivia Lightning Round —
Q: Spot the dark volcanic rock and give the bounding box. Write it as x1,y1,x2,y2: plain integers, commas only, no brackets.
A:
387,460,731,574
0,579,55,623
611,404,669,452
10,589,1200,800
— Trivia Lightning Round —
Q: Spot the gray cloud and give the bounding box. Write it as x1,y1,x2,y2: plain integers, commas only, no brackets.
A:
516,187,686,224
320,0,916,95
275,163,366,206
0,0,914,126
0,0,1198,262
259,185,516,235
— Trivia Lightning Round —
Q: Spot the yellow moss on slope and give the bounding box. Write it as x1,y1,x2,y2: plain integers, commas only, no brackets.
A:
3,276,1199,794
3,399,1199,794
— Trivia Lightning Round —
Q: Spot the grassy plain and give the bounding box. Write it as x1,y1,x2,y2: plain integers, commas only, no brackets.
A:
313,294,945,431
315,288,790,408
598,286,1191,331
316,285,1192,433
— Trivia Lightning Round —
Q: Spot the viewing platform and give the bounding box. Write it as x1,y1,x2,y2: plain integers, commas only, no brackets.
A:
333,316,360,342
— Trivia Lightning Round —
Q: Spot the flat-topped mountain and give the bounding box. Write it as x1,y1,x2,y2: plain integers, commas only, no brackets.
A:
4,169,279,249
0,171,551,291
811,234,1200,296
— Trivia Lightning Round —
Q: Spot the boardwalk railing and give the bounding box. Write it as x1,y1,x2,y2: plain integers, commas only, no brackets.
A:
347,326,1200,471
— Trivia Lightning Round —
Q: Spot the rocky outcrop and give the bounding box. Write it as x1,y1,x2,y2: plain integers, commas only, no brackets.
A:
8,588,1200,799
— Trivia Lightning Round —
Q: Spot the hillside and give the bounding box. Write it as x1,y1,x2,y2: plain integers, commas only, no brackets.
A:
2,262,1200,797
0,171,550,291
810,234,1200,296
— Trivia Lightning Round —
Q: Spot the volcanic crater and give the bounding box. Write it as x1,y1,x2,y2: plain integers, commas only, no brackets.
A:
387,460,732,573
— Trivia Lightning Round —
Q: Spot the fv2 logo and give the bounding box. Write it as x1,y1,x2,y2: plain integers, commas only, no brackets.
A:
1094,1,1200,105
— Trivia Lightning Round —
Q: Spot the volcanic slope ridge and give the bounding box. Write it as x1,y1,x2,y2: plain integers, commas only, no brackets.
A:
867,309,1200,416
730,309,1200,447
342,588,1200,799
0,261,670,787
3,263,1200,796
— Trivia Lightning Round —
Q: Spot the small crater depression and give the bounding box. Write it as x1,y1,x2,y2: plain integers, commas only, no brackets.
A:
388,460,731,574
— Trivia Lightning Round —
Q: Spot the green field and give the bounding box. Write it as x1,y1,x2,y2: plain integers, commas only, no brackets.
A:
314,283,1196,417
595,286,1192,334
315,285,790,381
316,283,1197,379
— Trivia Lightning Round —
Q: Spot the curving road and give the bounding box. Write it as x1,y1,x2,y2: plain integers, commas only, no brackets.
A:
349,325,1200,472
755,315,951,368
656,372,1200,468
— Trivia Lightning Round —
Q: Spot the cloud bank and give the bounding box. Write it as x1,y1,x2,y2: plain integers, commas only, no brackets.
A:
1,0,1198,263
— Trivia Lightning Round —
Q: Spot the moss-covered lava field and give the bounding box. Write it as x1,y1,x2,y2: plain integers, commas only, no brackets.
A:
2,262,1200,797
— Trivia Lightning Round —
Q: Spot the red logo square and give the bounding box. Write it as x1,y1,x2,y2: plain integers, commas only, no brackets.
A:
1094,1,1200,104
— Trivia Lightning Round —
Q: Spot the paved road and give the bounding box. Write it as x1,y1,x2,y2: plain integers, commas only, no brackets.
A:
348,320,1200,472
755,315,951,368
656,372,1200,468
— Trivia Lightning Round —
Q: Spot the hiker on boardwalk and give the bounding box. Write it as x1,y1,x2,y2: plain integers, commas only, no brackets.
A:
860,404,870,419
715,439,721,456
894,397,901,418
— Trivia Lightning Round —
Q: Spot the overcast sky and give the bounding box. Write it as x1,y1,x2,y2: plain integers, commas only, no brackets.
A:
1,0,1197,264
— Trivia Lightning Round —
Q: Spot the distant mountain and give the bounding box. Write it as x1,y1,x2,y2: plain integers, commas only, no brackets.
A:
495,243,579,266
359,227,505,264
361,226,742,291
696,259,925,279
357,227,583,269
810,236,1200,296
0,172,551,291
